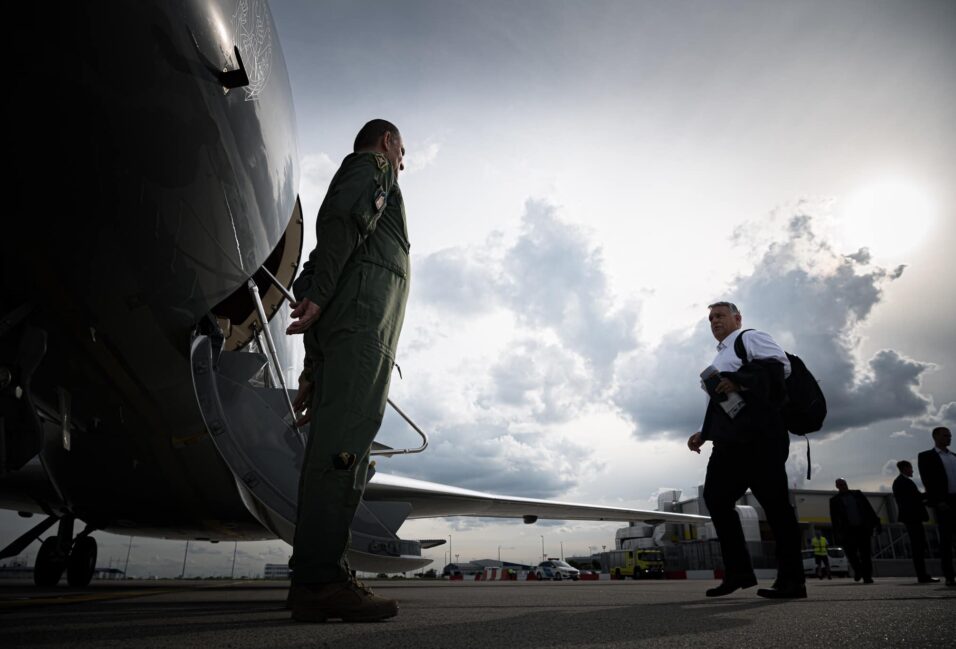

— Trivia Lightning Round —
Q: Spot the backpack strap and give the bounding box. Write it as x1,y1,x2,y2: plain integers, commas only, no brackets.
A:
732,328,755,363
805,436,812,481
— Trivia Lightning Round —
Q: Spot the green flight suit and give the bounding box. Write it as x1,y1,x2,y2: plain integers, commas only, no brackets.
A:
289,151,410,584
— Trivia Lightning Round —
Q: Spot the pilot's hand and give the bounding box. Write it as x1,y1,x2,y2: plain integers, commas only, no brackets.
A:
687,431,704,454
286,299,321,335
293,377,313,428
714,378,740,394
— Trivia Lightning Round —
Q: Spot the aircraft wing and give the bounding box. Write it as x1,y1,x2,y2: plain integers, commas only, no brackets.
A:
365,472,708,524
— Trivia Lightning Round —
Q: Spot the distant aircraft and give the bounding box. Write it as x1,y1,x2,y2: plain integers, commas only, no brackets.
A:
1,0,706,587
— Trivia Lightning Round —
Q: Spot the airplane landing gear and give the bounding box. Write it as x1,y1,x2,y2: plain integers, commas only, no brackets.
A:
67,536,97,587
30,515,98,587
34,536,68,587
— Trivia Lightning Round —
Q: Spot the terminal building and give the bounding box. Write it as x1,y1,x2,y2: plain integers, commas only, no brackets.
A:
263,563,291,579
606,487,949,577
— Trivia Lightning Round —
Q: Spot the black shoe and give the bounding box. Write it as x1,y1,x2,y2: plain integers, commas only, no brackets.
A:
705,575,758,597
917,576,939,584
863,578,874,584
757,582,807,599
853,574,861,582
946,579,956,587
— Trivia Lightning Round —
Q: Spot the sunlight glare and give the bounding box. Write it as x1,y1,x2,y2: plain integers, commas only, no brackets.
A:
837,179,935,259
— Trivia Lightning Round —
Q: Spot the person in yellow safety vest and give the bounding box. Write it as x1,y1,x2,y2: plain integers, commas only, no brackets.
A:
811,531,832,580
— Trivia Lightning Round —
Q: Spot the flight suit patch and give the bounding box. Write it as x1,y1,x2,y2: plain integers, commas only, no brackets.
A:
374,188,386,211
373,153,388,172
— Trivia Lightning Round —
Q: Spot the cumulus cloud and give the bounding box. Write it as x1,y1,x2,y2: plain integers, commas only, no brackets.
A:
387,202,939,514
613,326,713,438
915,401,956,430
415,199,640,377
403,141,441,174
786,446,822,489
881,459,900,477
941,402,956,425
299,152,338,214
414,243,502,315
383,200,648,506
477,338,594,423
615,212,935,439
830,350,934,430
383,418,592,499
504,203,640,377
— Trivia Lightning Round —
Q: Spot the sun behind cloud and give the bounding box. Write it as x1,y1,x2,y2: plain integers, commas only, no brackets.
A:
836,178,935,260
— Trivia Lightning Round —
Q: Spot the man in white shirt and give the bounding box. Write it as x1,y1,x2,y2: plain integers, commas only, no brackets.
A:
688,302,804,599
917,427,956,585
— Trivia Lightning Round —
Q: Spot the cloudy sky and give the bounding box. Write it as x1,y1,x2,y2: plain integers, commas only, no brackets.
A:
4,0,955,576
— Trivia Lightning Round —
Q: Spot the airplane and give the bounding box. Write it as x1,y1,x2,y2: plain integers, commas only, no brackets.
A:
1,0,707,587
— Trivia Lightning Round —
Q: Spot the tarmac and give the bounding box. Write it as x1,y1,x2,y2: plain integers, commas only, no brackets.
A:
1,577,953,649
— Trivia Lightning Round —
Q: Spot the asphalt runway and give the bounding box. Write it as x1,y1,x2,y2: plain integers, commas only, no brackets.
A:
1,577,953,649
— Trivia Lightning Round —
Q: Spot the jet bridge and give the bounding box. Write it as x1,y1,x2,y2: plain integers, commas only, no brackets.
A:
190,332,432,573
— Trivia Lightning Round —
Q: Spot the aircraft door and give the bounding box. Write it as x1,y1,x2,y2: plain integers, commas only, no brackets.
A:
190,333,301,540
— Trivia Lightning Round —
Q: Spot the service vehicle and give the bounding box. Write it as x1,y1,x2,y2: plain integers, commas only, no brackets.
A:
536,559,580,580
608,549,664,579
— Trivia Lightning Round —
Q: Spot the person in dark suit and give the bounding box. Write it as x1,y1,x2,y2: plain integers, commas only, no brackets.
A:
829,479,881,583
892,460,937,583
917,426,956,586
687,302,804,599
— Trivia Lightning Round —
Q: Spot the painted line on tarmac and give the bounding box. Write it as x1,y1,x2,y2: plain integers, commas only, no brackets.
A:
0,581,243,610
0,589,179,609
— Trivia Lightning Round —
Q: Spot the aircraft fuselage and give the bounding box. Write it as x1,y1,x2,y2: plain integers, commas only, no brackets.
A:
3,0,299,541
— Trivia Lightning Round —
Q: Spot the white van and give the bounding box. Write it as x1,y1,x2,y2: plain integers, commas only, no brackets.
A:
802,547,849,577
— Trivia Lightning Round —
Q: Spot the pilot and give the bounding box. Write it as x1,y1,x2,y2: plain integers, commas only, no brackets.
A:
285,119,409,623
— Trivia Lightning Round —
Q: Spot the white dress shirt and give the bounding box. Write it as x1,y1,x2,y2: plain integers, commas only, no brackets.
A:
935,447,956,494
712,328,792,378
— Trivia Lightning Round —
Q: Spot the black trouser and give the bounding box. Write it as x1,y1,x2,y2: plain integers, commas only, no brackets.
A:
841,527,874,580
703,436,804,584
903,522,929,579
933,497,955,581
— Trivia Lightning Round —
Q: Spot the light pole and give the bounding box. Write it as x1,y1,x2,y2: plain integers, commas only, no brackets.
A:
497,545,501,562
540,535,545,561
123,536,134,579
560,541,564,561
448,534,452,566
230,541,238,579
180,540,190,579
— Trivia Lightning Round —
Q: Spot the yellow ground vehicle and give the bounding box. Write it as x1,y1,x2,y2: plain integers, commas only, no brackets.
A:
609,549,664,579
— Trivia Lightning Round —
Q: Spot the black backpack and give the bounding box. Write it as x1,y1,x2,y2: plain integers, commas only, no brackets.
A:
734,330,827,478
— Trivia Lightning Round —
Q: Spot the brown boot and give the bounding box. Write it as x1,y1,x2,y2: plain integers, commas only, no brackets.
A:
290,580,398,623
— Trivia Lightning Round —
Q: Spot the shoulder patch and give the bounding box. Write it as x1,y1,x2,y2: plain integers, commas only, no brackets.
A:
373,153,389,172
